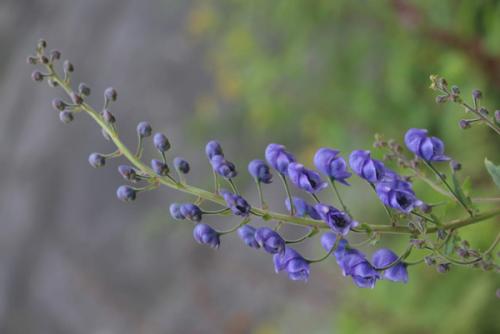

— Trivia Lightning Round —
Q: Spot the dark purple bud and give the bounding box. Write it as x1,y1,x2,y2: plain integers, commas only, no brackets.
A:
472,89,482,100
450,160,461,171
437,263,451,273
118,165,137,181
221,189,251,216
479,107,489,116
37,39,47,49
26,56,38,64
255,227,285,254
52,98,66,111
193,223,220,248
173,157,190,174
451,85,460,95
31,71,44,82
59,111,73,124
78,83,91,96
70,92,83,105
180,203,203,222
39,56,49,64
435,95,448,104
419,202,432,214
205,140,224,160
210,155,237,179
116,185,136,202
273,247,310,281
315,204,357,236
424,256,436,266
237,225,260,249
314,148,351,185
285,197,320,219
404,128,450,162
372,248,408,283
102,109,116,124
104,87,117,101
49,49,61,61
63,60,74,73
153,133,170,152
137,121,152,138
349,150,385,183
151,159,169,176
169,203,185,220
248,159,272,184
287,162,327,193
88,153,105,168
459,119,471,129
265,143,296,174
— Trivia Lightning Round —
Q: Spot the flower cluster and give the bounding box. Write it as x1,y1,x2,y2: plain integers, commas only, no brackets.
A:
28,40,500,290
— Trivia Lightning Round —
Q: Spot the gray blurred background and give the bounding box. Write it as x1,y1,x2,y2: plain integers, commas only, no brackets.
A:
0,1,338,333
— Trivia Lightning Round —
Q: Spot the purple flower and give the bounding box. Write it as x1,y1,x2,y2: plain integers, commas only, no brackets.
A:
153,133,170,152
193,223,220,249
169,203,185,220
376,175,420,213
237,225,260,249
285,197,321,219
173,157,190,174
350,260,379,288
265,143,296,174
88,153,105,168
210,155,237,179
404,128,450,162
180,203,203,222
273,247,310,281
151,159,169,176
314,148,352,185
118,165,137,181
287,162,328,193
220,190,251,216
205,140,224,160
116,185,136,202
372,248,408,283
349,150,385,183
315,204,357,236
320,232,339,253
255,227,285,254
248,159,273,184
137,122,152,138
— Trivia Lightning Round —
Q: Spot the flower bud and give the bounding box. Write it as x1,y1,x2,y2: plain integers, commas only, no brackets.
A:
220,189,251,216
437,263,450,273
52,98,66,111
450,160,461,172
459,119,471,129
472,89,482,100
424,256,436,266
349,150,386,182
153,133,170,152
435,95,448,104
104,87,117,101
88,153,106,168
248,159,272,184
418,202,432,214
193,223,220,248
479,107,489,116
210,155,237,179
40,56,49,64
49,49,61,61
180,203,203,222
169,203,185,220
265,143,296,174
205,140,224,160
288,162,327,193
237,225,260,249
118,165,137,181
151,159,169,176
451,85,460,95
63,60,74,73
173,157,190,174
31,71,44,82
314,148,351,185
255,227,285,254
37,39,47,49
136,121,152,138
26,56,38,64
59,111,73,124
70,92,83,105
102,109,116,124
78,83,91,96
116,185,136,202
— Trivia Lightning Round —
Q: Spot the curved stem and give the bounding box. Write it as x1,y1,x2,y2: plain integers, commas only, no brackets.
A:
329,178,350,214
369,182,395,225
307,235,340,263
279,173,295,215
285,228,317,244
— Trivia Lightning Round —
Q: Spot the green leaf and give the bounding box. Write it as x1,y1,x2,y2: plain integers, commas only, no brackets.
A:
484,158,500,190
451,173,472,207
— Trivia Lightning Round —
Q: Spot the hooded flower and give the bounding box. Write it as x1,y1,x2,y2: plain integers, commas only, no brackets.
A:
314,148,352,185
248,159,273,184
285,197,321,220
237,225,260,249
349,150,386,183
404,128,450,162
255,227,285,254
287,162,328,193
210,155,237,179
372,248,408,283
315,204,357,236
376,174,420,213
273,247,310,281
265,143,296,174
220,189,251,217
193,223,220,249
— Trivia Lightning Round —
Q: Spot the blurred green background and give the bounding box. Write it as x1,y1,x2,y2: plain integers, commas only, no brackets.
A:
187,1,499,333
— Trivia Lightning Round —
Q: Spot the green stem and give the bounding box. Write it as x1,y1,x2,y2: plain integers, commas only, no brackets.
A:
307,235,340,263
369,182,396,225
329,178,349,214
279,173,295,215
285,228,317,244
255,180,267,209
219,218,250,236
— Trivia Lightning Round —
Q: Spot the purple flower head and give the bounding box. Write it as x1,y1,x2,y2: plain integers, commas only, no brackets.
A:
118,165,137,181
265,143,296,174
180,203,203,222
151,159,169,176
173,157,190,174
285,197,321,220
153,133,171,152
315,204,357,236
350,260,379,288
205,140,224,160
320,232,339,253
220,189,251,216
116,185,136,202
273,247,310,281
193,223,220,249
314,148,352,185
287,162,328,193
349,150,385,183
404,128,450,162
248,159,273,184
376,176,420,213
169,203,185,220
237,225,260,249
372,248,408,283
210,155,237,179
136,122,152,138
88,153,105,168
255,227,285,254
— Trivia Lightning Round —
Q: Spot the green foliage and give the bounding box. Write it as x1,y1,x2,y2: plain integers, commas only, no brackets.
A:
485,158,500,189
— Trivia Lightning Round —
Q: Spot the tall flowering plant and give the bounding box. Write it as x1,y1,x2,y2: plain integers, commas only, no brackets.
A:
28,40,500,289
